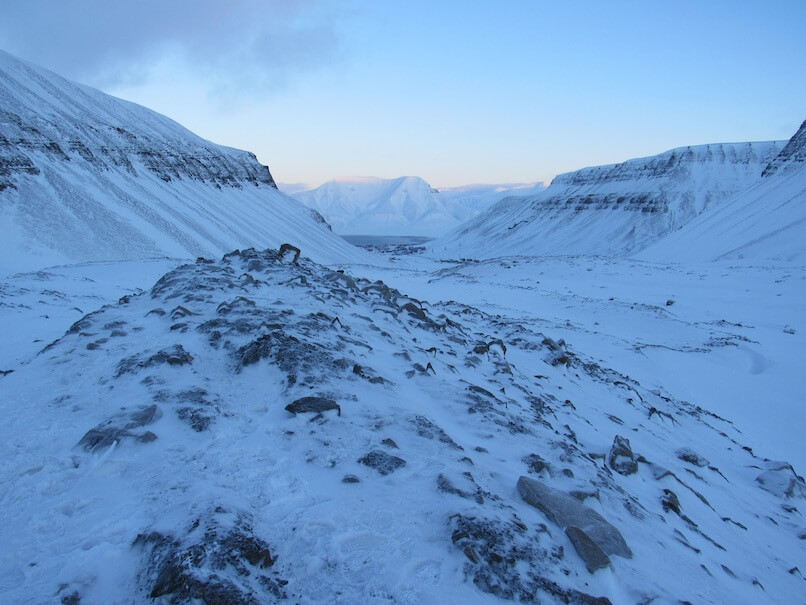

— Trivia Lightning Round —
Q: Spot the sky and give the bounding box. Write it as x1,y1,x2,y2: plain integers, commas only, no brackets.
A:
0,0,804,189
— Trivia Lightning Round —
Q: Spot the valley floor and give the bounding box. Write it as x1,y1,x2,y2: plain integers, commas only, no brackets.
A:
345,252,806,473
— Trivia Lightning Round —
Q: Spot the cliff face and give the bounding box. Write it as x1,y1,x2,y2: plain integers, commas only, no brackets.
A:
761,119,806,177
430,141,783,259
0,50,361,273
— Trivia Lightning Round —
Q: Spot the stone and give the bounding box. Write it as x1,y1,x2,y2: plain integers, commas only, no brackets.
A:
285,396,341,417
342,475,360,483
517,476,632,559
676,447,709,467
381,438,399,449
607,435,638,475
661,489,681,514
358,450,406,475
565,526,612,573
755,461,806,499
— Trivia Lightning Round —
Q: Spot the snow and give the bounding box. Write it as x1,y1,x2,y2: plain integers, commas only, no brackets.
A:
290,176,502,237
0,249,803,604
1,48,805,604
431,141,785,259
0,49,365,275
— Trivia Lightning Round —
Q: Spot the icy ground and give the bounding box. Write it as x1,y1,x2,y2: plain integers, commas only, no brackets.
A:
0,248,804,603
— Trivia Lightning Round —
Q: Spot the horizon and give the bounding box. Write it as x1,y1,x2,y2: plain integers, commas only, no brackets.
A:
0,1,804,188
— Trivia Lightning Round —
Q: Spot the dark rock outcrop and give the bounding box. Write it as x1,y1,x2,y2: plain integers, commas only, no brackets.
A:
285,396,341,417
358,450,406,475
607,435,638,476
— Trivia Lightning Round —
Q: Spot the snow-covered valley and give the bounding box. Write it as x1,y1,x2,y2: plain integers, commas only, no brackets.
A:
1,47,804,605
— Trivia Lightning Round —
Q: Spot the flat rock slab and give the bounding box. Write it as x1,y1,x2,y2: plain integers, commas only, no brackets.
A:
285,396,341,417
517,476,632,559
565,526,612,572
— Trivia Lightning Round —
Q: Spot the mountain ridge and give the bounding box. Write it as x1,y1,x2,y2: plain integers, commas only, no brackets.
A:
0,49,363,273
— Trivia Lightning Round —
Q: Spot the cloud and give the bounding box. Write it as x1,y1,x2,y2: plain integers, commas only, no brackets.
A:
0,0,344,94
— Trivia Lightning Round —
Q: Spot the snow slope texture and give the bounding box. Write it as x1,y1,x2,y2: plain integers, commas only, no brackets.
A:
640,119,806,263
0,49,363,273
430,141,784,259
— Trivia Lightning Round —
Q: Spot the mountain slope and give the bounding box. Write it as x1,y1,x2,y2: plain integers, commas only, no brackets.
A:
0,49,363,273
429,141,783,259
292,176,491,236
640,120,806,263
0,249,802,603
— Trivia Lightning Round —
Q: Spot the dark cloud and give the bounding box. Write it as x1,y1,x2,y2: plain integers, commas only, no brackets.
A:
0,0,343,93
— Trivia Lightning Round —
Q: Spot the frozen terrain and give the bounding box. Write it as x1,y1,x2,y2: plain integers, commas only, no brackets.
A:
0,49,362,274
0,49,804,605
1,248,804,604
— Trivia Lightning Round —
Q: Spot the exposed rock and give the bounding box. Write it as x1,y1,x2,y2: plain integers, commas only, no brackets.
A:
115,345,193,377
661,489,681,514
358,450,406,475
517,476,632,559
411,415,463,450
676,448,709,467
381,438,399,449
755,461,806,499
278,243,301,264
133,510,285,603
77,405,163,452
342,475,360,484
565,526,611,573
607,435,638,475
285,396,341,417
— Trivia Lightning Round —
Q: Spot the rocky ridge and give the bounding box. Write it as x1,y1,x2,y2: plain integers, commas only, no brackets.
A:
0,246,802,603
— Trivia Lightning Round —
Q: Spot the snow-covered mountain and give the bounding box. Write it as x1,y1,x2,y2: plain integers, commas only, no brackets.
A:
1,248,803,603
291,176,498,237
430,141,784,259
640,120,806,263
0,49,362,274
437,181,549,212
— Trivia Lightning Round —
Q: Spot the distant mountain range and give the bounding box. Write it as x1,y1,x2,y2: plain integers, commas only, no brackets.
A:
0,49,362,274
284,176,546,237
430,132,806,262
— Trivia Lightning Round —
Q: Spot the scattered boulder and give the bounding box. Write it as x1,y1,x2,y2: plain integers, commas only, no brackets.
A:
676,448,709,468
278,243,301,264
358,450,406,475
342,475,360,484
607,435,638,475
285,396,341,417
517,476,632,560
77,405,163,452
523,453,550,475
565,526,611,573
661,489,681,514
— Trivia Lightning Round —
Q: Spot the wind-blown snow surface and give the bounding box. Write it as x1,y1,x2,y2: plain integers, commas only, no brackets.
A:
430,141,783,259
291,176,495,237
1,249,804,603
640,121,806,263
0,49,363,274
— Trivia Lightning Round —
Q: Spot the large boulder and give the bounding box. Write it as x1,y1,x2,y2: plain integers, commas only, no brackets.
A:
517,476,632,563
607,435,638,475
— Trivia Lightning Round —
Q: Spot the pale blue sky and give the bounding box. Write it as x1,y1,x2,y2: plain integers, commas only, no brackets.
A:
1,1,804,187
